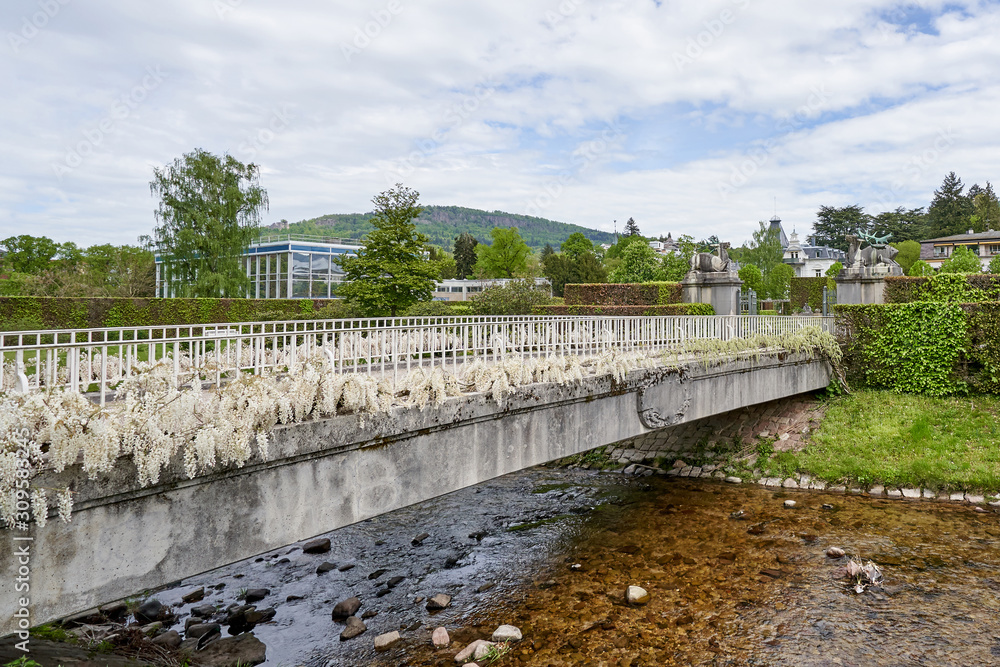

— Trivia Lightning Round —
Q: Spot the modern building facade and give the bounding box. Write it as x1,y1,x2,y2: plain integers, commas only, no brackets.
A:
430,278,552,302
920,230,1000,270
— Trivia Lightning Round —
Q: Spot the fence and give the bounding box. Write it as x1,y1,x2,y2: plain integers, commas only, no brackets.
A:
1,315,834,403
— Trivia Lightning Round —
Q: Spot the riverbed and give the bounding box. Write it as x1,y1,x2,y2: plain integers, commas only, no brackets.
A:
149,468,1000,666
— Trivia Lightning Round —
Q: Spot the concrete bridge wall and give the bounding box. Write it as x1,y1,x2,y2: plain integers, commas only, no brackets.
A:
1,352,831,635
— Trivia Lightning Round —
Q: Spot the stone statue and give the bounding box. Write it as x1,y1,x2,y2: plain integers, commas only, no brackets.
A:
845,232,900,270
689,242,736,273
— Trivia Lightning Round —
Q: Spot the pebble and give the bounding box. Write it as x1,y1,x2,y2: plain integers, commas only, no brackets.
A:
181,587,205,603
412,532,430,545
826,547,846,558
725,476,742,484
455,639,494,663
625,585,649,605
316,562,337,575
331,597,362,621
340,616,367,641
783,500,796,508
374,631,401,650
301,538,332,554
243,589,269,604
432,626,451,648
426,594,452,611
491,624,522,642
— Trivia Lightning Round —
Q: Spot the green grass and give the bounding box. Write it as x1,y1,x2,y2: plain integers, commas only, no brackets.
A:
29,623,75,643
796,391,1000,491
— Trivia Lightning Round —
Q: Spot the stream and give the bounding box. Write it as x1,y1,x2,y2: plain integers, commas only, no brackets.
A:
147,467,1000,666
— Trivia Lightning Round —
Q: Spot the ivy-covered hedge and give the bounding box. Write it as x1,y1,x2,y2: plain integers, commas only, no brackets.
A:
563,282,683,306
0,297,334,331
532,304,715,316
884,274,1000,303
836,302,999,396
790,277,834,311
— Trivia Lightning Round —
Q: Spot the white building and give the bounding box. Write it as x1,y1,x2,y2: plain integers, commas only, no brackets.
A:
769,216,846,277
430,278,551,302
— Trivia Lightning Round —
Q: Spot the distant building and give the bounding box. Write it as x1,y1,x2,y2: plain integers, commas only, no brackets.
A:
920,230,1000,270
430,278,552,302
769,215,846,277
648,233,679,255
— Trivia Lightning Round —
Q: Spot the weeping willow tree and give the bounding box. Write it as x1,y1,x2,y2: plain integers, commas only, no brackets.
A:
151,149,268,298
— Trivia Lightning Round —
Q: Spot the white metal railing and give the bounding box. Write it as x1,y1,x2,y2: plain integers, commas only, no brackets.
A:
0,315,834,403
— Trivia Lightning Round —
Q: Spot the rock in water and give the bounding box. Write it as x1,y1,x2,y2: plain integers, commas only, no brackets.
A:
432,626,451,648
331,597,362,621
243,589,269,604
196,632,267,666
340,616,367,641
182,587,205,603
374,631,401,650
455,639,494,663
426,594,452,611
826,547,846,558
625,586,650,606
301,538,331,554
316,562,337,575
783,500,796,509
134,599,166,624
151,630,182,649
491,625,522,642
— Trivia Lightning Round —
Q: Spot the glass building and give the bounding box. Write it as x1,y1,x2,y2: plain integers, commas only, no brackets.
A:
154,234,364,299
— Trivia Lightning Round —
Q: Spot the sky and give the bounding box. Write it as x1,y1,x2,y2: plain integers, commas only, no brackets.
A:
2,0,999,248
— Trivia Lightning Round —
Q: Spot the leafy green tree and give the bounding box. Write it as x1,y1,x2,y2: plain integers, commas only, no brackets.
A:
0,235,59,274
475,227,531,278
927,172,974,238
603,233,647,261
561,232,594,259
623,217,641,237
907,260,935,276
889,240,921,274
765,263,795,300
336,184,440,316
738,264,763,294
970,182,1000,233
608,241,659,283
825,261,843,278
427,246,457,280
812,205,870,252
734,222,784,279
870,207,926,242
469,279,552,315
938,245,982,274
453,232,479,278
151,148,268,297
988,255,1000,275
542,249,607,296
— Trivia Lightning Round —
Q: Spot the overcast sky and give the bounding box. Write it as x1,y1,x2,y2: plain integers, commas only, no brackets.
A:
3,0,999,247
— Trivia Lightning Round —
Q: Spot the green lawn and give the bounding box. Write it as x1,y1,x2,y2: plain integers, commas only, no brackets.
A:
798,391,1000,492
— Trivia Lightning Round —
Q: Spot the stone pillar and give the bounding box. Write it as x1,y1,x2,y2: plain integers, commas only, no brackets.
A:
835,268,894,305
682,272,743,316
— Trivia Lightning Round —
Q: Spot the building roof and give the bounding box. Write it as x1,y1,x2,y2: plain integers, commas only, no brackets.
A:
769,215,789,248
921,230,1000,244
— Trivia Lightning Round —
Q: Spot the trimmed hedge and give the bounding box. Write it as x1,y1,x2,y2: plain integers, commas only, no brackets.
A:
563,282,682,306
0,297,335,331
836,302,1000,395
884,274,1000,303
790,277,834,311
532,304,715,316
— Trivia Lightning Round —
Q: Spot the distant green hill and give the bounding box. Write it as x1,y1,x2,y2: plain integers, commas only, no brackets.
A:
270,205,617,250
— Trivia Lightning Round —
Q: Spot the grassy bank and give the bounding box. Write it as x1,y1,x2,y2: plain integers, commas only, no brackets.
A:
794,391,1000,492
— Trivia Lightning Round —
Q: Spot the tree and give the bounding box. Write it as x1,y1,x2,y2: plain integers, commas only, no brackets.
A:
907,260,935,276
151,148,268,297
335,184,440,316
736,222,784,278
926,172,974,238
989,255,1000,275
812,205,870,252
738,264,763,294
475,227,531,278
427,246,456,280
825,261,843,278
889,240,921,274
658,235,698,282
870,207,926,242
765,263,795,300
608,242,659,283
938,245,982,274
0,235,59,274
970,182,1000,233
623,217,641,237
453,232,479,279
560,232,594,259
542,248,607,296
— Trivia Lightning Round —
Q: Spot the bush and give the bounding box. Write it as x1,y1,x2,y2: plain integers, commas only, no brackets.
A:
469,280,553,315
789,277,833,311
907,259,935,276
533,304,714,316
939,246,983,274
402,300,473,317
563,282,682,306
884,274,1000,304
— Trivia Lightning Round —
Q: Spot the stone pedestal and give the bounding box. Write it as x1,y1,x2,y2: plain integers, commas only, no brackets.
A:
835,265,901,305
682,272,742,316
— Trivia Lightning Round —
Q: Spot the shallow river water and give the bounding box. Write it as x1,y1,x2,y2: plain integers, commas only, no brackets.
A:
153,468,1000,666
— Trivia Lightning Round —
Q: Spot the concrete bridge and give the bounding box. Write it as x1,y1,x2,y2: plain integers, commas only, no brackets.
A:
1,348,831,635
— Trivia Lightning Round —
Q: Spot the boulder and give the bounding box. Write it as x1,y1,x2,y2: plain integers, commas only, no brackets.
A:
151,630,182,649
340,616,367,641
331,597,362,621
186,623,221,640
426,594,452,611
243,589,269,604
301,538,332,554
191,603,217,618
196,632,267,667
134,599,166,624
182,587,205,603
